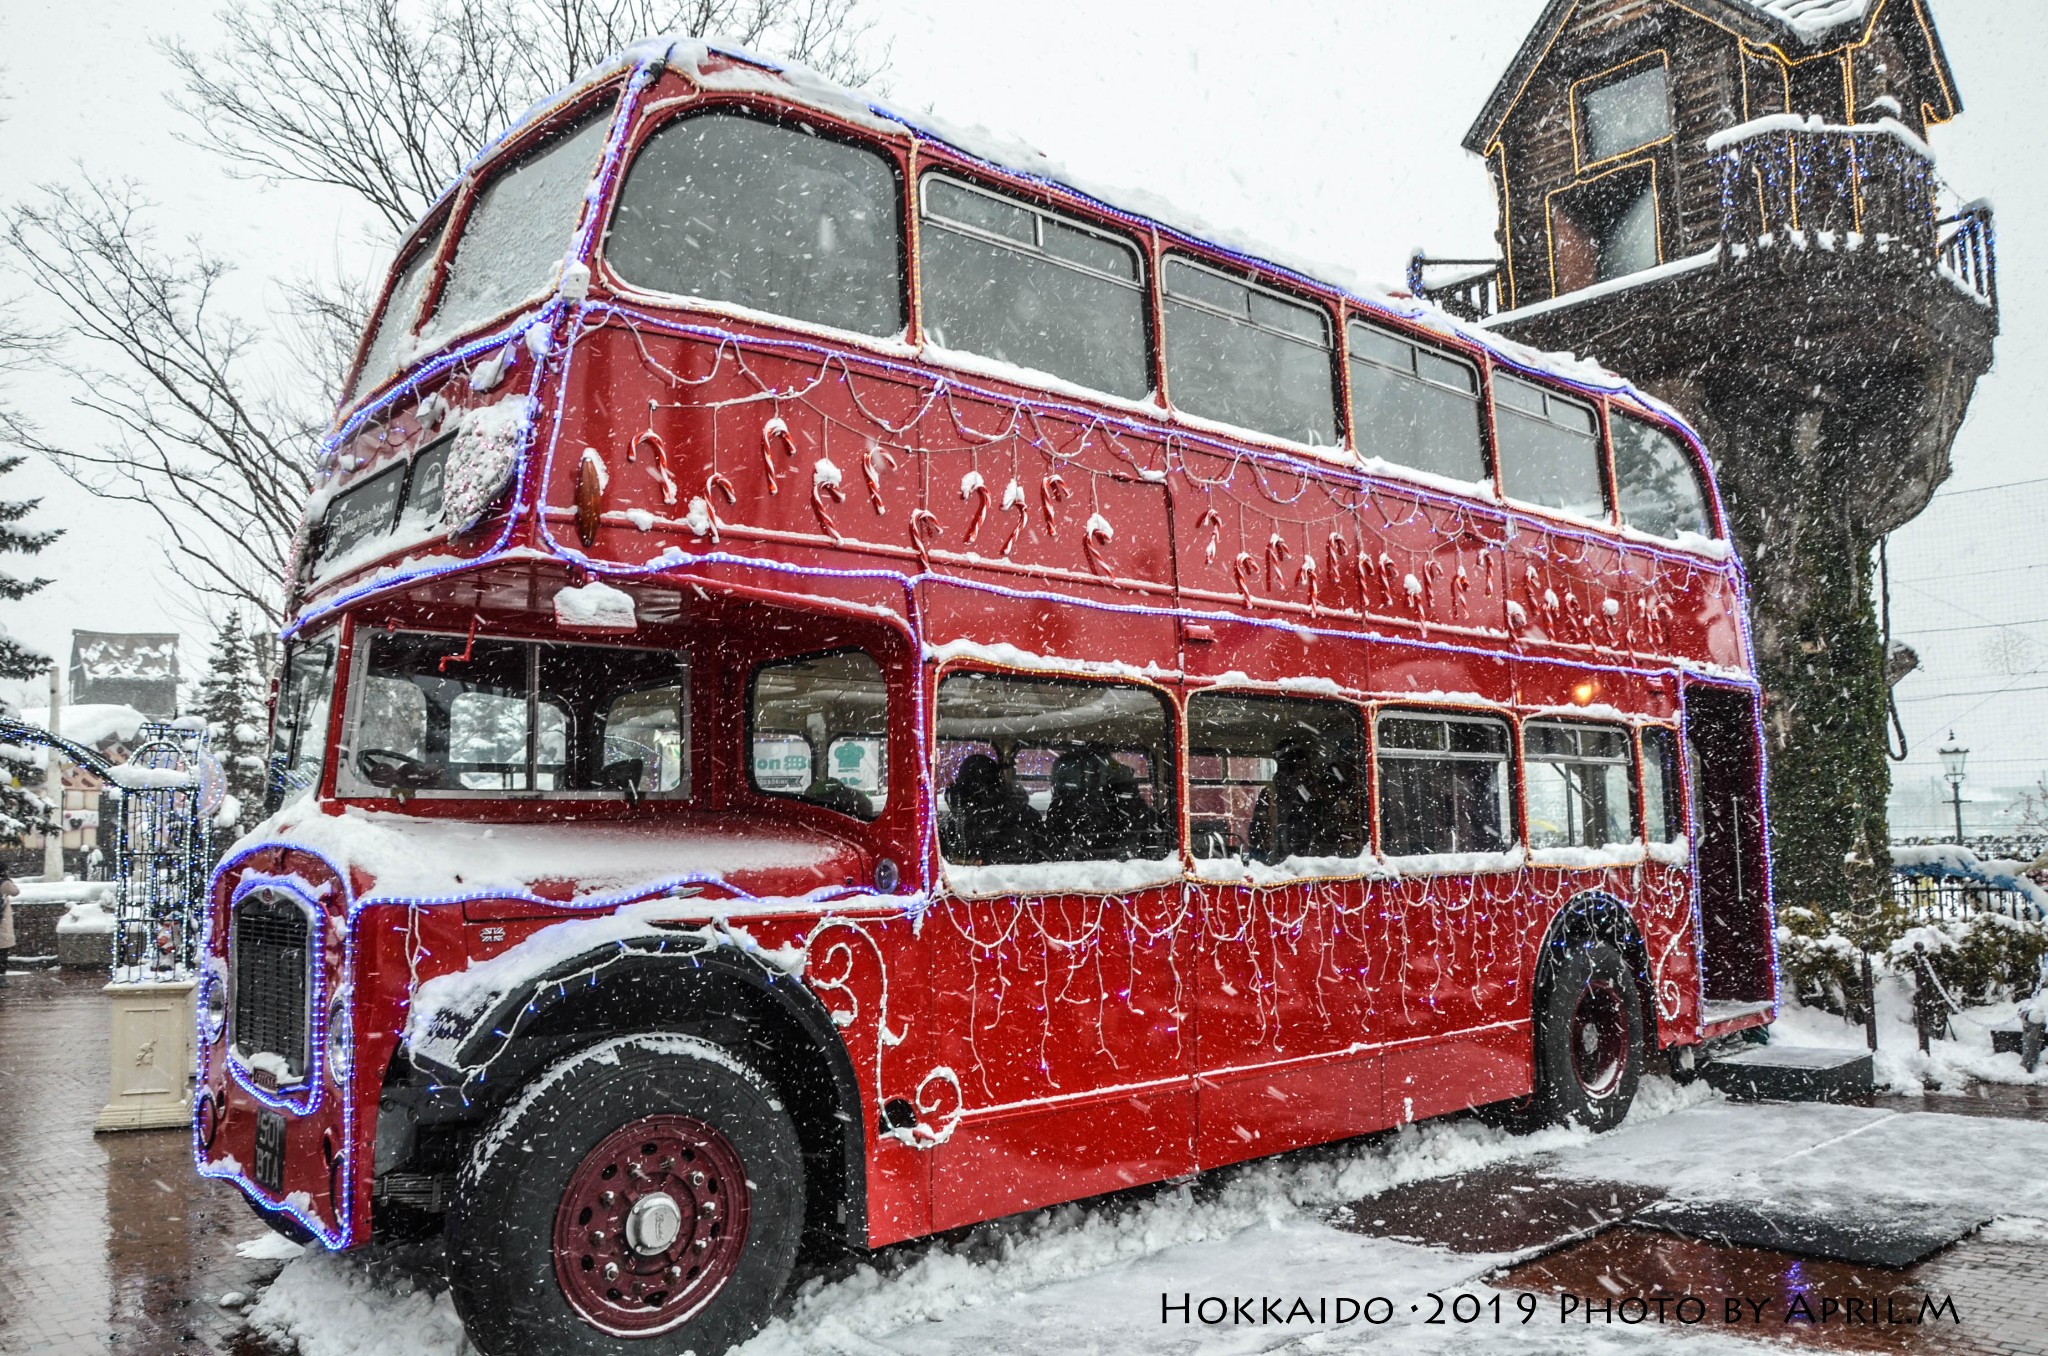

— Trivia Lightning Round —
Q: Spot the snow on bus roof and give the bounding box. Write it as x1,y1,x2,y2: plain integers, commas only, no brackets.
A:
408,36,1695,436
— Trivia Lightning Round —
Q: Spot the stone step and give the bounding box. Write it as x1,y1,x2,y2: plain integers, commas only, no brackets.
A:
1701,1044,1873,1103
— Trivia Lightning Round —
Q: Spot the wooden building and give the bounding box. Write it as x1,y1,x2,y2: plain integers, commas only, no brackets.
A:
1413,0,1998,922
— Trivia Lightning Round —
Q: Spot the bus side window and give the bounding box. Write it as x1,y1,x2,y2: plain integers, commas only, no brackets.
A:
1612,413,1715,542
1186,691,1364,865
605,112,906,339
936,672,1176,865
1640,726,1685,842
1494,374,1607,521
1524,721,1636,849
1375,712,1515,857
1347,321,1487,484
1162,256,1339,448
919,175,1151,401
748,650,889,820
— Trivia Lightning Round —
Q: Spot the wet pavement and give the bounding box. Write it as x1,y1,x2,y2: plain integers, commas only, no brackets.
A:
0,968,287,1354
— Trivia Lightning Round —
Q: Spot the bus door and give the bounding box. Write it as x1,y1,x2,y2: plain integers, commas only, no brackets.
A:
1682,683,1774,1006
1185,689,1380,1165
924,669,1194,1230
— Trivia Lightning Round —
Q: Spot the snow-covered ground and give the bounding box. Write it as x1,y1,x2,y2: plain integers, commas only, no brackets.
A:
1771,977,2048,1093
243,1046,2048,1356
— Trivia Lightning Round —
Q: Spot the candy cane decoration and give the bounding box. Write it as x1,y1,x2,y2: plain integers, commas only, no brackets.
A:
1377,552,1400,607
1041,473,1071,539
812,457,846,544
762,416,797,495
999,479,1027,557
910,509,940,572
1232,551,1260,608
863,441,897,515
634,428,677,505
1083,512,1116,578
1266,534,1291,593
1296,555,1320,617
699,471,736,543
1197,506,1223,565
960,471,990,545
1326,534,1352,609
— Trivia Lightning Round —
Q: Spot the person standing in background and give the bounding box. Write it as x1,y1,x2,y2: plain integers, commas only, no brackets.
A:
0,864,17,982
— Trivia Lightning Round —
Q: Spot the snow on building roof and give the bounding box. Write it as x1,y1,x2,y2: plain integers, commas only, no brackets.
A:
18,704,148,751
70,632,178,683
387,36,1695,430
1740,0,1873,43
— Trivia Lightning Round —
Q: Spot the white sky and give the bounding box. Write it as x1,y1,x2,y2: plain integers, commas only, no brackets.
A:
0,0,2042,824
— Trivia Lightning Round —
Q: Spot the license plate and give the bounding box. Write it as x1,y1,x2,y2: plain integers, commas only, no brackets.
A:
254,1109,287,1194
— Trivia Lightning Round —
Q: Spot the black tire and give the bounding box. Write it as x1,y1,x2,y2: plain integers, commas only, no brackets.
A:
1527,939,1645,1133
447,1033,804,1356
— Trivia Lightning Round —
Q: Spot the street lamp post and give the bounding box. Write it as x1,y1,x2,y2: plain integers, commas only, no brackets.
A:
1939,731,1969,845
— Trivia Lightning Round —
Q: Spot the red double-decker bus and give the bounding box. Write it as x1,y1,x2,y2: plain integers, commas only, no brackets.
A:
195,38,1774,1356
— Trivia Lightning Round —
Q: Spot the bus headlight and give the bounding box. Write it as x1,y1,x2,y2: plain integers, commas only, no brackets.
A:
326,993,353,1087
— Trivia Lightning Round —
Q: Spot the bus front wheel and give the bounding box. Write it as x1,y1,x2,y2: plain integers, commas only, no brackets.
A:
1531,940,1644,1133
447,1033,803,1356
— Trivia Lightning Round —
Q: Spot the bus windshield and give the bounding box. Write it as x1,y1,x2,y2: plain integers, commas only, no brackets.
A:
338,631,689,799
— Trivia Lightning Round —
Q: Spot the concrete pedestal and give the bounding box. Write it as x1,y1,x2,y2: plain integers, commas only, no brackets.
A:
94,979,195,1132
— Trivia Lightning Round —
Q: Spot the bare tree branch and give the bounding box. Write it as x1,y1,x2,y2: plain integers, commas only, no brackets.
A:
4,182,316,627
164,0,888,233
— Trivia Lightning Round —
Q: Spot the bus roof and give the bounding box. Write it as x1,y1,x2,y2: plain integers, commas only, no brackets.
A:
396,35,1696,438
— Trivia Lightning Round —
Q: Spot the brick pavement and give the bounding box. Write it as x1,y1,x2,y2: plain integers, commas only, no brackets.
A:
0,968,287,1354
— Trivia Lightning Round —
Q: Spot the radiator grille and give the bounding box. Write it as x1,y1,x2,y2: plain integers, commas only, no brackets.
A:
232,892,311,1083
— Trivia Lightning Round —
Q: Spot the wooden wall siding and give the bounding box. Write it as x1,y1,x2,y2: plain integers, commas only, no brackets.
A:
1484,0,1959,308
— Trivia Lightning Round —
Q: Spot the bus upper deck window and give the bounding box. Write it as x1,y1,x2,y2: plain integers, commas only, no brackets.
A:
1612,413,1714,542
1162,257,1338,448
1494,375,1607,520
919,175,1150,400
420,111,614,351
352,224,443,398
1524,721,1635,850
936,672,1175,865
606,113,905,338
1640,726,1685,843
1186,691,1364,865
1375,712,1514,857
1348,321,1486,484
749,651,889,820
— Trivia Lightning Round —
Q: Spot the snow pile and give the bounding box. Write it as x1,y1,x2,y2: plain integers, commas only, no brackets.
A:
1744,0,1872,42
55,888,116,936
552,579,636,630
244,1249,466,1356
1770,982,2048,1092
15,704,148,750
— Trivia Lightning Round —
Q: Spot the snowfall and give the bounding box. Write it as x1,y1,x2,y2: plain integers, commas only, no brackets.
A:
236,978,2048,1356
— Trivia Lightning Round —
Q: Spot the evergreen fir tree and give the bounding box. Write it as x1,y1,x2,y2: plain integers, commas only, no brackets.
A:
0,454,59,845
196,611,266,836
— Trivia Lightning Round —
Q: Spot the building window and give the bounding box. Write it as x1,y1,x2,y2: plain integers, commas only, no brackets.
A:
1578,61,1671,164
1162,257,1339,448
1551,165,1660,292
1494,374,1607,520
1348,322,1487,484
918,175,1151,400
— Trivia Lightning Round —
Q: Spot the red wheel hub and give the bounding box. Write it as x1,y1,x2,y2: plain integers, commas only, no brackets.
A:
1569,978,1629,1099
552,1114,751,1335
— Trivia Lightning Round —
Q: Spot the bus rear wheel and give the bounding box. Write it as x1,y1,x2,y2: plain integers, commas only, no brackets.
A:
447,1033,803,1356
1531,939,1644,1133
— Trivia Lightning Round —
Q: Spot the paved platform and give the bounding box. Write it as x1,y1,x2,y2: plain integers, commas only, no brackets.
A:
0,968,287,1355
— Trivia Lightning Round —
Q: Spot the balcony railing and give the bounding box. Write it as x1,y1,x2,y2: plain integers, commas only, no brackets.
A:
1408,119,1996,321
